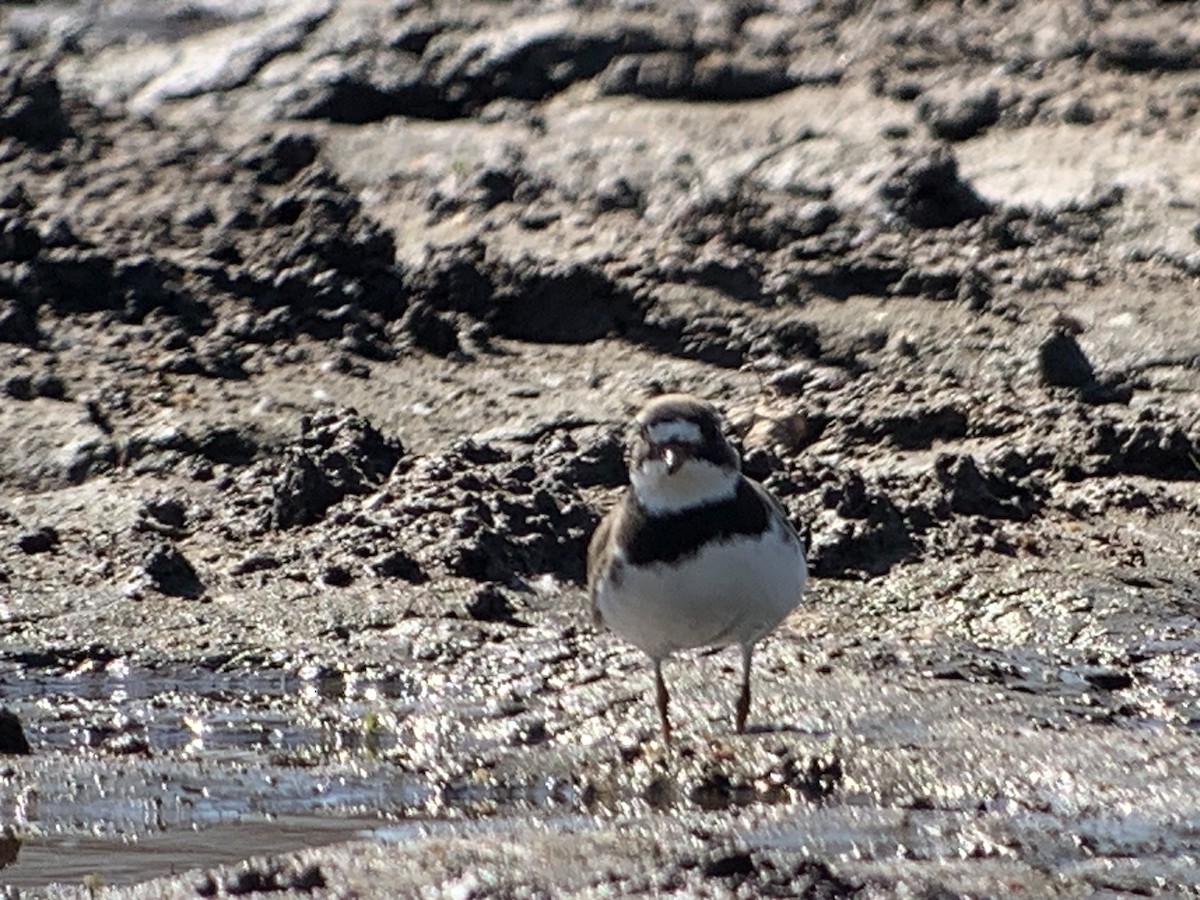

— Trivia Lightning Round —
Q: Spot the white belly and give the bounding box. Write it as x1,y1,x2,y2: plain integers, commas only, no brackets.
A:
596,521,807,659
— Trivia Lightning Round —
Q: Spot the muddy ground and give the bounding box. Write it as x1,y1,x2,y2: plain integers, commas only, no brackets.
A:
2,0,1200,896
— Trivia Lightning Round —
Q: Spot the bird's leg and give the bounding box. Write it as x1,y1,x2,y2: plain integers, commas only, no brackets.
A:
653,657,672,747
735,643,753,734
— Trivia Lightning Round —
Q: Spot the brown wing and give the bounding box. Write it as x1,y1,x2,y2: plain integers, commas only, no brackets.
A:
586,502,620,627
746,477,803,546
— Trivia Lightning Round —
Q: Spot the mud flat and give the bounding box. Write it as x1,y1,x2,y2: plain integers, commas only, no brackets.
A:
2,0,1200,896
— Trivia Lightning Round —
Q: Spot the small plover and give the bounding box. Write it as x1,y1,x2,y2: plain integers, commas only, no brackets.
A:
587,394,807,744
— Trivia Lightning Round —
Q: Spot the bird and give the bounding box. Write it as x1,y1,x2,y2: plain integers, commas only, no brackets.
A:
587,393,808,745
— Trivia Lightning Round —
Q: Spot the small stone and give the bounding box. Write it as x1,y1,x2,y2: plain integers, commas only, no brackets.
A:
703,852,755,878
33,372,66,399
1039,330,1095,389
322,564,354,587
0,708,31,755
371,549,427,583
142,543,203,598
2,373,33,400
1080,666,1134,692
17,526,58,554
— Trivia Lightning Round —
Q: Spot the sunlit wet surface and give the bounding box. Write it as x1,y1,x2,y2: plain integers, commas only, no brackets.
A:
4,623,1200,894
0,666,428,887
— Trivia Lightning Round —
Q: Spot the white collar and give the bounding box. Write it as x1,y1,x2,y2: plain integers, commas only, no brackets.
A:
630,458,739,515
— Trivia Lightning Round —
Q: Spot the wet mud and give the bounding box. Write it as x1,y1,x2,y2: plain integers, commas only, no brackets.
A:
2,0,1200,896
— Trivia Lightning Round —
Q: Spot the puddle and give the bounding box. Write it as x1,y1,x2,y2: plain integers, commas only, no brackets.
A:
0,665,435,887
1,816,382,889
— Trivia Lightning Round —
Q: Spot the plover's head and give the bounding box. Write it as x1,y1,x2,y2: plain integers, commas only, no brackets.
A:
628,394,740,513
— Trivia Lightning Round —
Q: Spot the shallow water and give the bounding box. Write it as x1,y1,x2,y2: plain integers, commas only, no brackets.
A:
0,666,427,887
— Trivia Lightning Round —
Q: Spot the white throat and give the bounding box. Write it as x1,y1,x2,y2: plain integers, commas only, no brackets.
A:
630,458,739,515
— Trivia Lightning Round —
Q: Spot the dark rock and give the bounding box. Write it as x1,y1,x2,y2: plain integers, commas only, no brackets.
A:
879,148,991,229
685,255,765,301
0,299,41,345
371,549,427,583
703,852,755,879
1080,666,1134,691
633,313,750,368
1096,33,1199,73
34,249,116,314
675,194,837,254
271,453,346,530
0,214,40,263
32,372,66,399
194,426,259,466
452,439,509,466
1080,375,1134,406
918,84,1001,141
0,709,31,755
1039,330,1095,389
322,564,354,587
1091,420,1200,480
142,543,203,598
0,59,72,149
428,458,596,585
17,525,58,554
286,23,668,123
690,54,796,101
1062,97,1096,125
473,165,519,209
2,372,33,400
62,438,119,484
260,194,306,228
439,23,669,109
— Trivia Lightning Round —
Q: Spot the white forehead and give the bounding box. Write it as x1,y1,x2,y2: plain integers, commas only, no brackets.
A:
646,419,702,444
